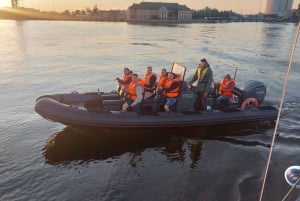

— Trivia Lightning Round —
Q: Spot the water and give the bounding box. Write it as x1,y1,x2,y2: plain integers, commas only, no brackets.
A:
0,20,300,201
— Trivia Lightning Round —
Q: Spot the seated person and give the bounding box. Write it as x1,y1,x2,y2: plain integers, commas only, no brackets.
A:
216,74,235,106
143,66,157,99
156,68,169,99
157,68,168,89
116,67,133,95
122,74,144,112
162,72,180,112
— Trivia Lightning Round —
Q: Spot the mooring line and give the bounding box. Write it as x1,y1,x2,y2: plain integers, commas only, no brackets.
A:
282,176,300,201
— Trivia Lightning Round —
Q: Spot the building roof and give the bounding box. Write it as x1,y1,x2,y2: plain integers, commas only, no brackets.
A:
128,2,191,11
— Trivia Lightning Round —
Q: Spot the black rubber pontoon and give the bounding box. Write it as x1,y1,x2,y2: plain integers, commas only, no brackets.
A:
35,62,278,129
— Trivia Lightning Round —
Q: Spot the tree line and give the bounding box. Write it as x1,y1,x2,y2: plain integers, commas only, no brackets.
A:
192,7,241,19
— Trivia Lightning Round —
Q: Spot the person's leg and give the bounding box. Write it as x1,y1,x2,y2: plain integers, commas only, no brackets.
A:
122,100,133,111
132,103,141,112
164,98,176,112
164,98,171,112
200,92,207,111
193,93,202,111
169,98,177,111
215,95,230,110
164,104,170,112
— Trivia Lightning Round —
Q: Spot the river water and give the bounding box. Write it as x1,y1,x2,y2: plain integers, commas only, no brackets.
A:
0,20,300,201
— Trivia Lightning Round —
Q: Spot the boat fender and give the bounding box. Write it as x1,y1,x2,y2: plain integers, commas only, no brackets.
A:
241,97,259,109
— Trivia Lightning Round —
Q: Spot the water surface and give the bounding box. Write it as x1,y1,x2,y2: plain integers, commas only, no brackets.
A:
0,20,300,201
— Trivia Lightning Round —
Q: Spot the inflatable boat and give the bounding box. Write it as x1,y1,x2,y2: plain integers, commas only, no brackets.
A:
35,62,278,129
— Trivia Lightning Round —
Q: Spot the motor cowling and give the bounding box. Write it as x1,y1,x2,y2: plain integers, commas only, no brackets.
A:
236,80,266,104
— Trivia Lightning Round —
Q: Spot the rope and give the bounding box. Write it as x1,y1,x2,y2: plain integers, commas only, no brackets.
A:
282,176,300,201
259,21,300,201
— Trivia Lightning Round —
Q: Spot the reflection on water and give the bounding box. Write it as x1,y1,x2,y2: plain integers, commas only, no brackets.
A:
43,122,274,166
43,127,170,165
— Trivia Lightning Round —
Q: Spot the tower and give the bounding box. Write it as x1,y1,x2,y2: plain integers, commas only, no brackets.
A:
11,0,23,8
265,0,294,15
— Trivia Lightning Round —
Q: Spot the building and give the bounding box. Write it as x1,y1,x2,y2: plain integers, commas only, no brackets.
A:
127,2,192,22
265,0,294,16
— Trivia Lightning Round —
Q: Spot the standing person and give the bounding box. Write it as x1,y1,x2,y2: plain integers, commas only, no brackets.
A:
162,72,180,112
156,68,168,96
143,66,157,99
122,74,144,112
188,58,214,112
116,67,133,91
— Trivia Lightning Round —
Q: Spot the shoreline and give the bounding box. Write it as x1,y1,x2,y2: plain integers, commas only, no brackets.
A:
1,8,298,23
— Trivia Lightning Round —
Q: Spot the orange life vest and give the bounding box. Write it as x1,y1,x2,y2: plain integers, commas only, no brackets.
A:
158,75,168,87
164,78,180,98
219,78,235,98
122,72,133,89
127,79,144,100
144,72,157,92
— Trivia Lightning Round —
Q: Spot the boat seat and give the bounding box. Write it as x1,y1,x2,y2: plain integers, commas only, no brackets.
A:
144,93,157,99
139,97,166,113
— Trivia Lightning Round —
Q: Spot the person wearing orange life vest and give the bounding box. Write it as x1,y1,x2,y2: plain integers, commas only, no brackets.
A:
143,66,157,99
122,74,144,112
162,72,180,112
156,68,168,96
216,74,236,106
218,74,235,98
116,67,133,90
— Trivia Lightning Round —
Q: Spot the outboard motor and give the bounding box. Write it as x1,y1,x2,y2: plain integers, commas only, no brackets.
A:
234,80,266,104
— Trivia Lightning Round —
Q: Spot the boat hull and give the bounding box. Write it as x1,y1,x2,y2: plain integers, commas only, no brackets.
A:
35,95,278,129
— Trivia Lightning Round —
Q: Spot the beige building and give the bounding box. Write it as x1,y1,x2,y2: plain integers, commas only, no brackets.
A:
127,2,192,22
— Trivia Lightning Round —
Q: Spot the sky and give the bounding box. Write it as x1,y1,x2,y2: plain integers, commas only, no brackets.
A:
1,0,300,14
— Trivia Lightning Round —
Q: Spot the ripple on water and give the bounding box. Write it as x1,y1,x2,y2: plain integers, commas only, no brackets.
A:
1,21,300,201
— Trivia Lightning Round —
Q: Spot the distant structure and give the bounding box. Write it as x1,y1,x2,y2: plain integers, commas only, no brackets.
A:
11,0,23,8
127,2,192,22
265,0,294,16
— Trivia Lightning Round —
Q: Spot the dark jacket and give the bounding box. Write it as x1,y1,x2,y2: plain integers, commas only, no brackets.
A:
190,66,213,93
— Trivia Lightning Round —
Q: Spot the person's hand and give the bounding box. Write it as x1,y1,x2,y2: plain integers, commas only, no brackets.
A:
203,92,208,98
122,102,129,111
